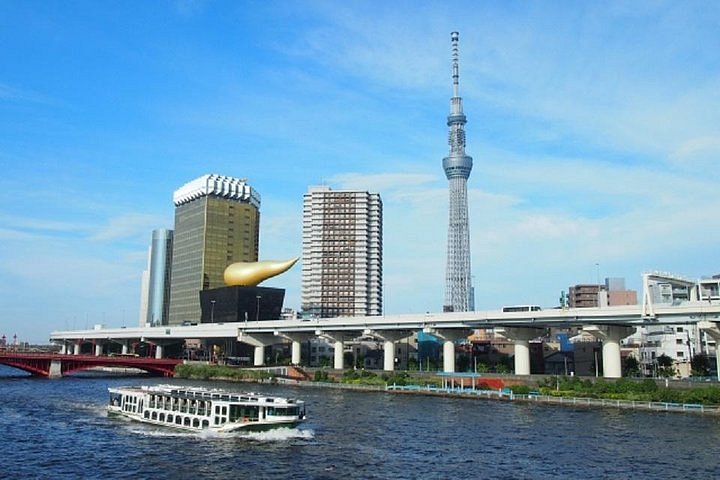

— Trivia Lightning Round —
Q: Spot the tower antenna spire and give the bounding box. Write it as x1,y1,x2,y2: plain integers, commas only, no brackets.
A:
451,31,460,98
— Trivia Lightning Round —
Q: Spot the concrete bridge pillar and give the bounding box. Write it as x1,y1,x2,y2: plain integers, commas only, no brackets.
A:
254,346,264,366
121,343,129,355
333,340,344,370
383,340,395,371
495,327,545,375
583,325,635,378
59,344,67,354
698,321,720,381
292,341,302,365
274,332,312,366
73,343,80,355
155,344,163,359
316,331,355,370
432,329,472,373
237,332,276,367
94,343,103,356
364,330,408,371
49,360,62,378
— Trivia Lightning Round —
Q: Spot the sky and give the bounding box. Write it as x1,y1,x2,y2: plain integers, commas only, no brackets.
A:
1,1,719,343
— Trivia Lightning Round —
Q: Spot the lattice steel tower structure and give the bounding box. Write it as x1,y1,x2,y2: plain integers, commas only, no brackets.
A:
442,31,473,312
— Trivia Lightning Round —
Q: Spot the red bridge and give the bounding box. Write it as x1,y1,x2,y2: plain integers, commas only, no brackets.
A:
0,351,182,378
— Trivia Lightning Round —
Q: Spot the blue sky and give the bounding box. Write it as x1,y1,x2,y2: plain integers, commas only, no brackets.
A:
1,1,719,343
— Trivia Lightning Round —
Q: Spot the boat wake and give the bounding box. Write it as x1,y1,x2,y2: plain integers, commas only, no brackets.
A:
122,425,314,442
234,427,315,442
123,426,193,438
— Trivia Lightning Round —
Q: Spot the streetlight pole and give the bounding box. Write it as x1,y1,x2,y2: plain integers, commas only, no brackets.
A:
255,295,261,322
210,300,216,323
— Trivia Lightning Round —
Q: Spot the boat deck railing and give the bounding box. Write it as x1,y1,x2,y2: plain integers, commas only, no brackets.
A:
143,386,297,406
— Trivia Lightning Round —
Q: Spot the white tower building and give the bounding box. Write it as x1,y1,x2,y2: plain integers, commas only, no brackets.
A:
443,31,473,312
301,186,383,318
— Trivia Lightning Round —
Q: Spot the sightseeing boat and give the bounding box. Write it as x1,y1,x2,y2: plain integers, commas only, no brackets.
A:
108,384,306,432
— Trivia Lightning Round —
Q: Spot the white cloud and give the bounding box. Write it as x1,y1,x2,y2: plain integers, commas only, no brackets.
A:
282,2,720,171
670,135,720,166
0,215,90,234
91,213,168,242
0,82,55,104
330,172,437,193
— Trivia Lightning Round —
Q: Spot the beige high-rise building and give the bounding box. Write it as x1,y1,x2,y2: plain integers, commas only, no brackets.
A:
168,174,260,325
301,186,382,318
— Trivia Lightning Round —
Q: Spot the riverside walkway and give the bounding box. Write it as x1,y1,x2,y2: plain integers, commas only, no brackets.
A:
385,383,719,415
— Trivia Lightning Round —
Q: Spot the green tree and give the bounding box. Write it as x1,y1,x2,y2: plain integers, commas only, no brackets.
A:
494,355,512,374
407,358,419,371
623,356,640,377
656,354,677,378
691,353,712,377
475,362,489,373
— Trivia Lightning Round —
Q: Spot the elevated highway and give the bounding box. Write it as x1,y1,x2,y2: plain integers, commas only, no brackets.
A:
49,302,720,379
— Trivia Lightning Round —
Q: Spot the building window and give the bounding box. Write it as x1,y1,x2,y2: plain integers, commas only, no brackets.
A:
677,351,684,358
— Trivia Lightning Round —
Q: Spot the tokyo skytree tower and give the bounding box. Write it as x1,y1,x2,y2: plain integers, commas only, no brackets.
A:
443,31,473,312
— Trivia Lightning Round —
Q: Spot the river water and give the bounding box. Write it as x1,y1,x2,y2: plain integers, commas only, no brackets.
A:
2,366,720,479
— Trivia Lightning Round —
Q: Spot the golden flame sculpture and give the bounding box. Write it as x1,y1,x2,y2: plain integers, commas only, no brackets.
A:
223,257,299,287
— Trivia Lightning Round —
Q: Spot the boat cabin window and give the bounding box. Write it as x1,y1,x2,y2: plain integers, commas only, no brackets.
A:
228,405,259,422
266,406,299,417
109,393,122,407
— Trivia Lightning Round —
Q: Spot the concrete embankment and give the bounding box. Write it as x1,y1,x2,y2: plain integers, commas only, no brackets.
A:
275,377,720,415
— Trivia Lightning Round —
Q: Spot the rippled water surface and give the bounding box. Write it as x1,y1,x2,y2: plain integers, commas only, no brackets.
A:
2,367,720,479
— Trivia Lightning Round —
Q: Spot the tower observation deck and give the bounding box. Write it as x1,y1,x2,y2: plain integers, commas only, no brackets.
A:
443,31,473,312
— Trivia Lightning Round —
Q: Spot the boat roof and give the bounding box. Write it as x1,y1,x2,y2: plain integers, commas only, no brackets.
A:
108,384,302,405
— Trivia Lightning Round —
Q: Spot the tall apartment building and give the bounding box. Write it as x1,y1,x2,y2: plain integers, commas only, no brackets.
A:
168,174,260,325
301,186,382,318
